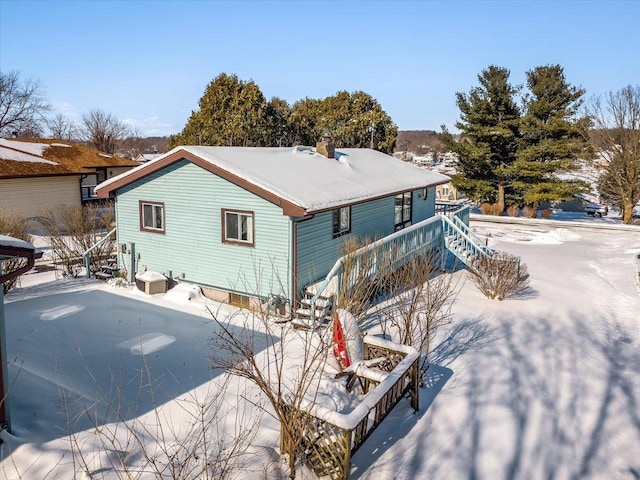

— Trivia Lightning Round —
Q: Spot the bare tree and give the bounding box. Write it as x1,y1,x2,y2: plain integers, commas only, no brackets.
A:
0,70,50,137
586,85,640,224
374,252,458,376
81,108,131,154
39,203,116,277
209,302,331,478
46,112,79,140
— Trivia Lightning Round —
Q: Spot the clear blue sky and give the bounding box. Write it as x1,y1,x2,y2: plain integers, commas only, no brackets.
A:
1,0,638,137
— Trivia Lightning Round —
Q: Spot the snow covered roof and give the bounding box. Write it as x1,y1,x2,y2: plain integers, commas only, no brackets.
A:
0,235,36,251
0,138,138,179
96,145,450,216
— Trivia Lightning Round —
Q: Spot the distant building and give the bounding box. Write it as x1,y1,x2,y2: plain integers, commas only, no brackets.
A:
0,138,138,222
134,153,163,164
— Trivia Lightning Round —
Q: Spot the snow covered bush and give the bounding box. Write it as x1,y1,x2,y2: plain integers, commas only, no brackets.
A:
469,251,530,300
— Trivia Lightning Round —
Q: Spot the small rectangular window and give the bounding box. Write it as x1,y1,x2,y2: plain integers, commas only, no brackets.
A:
222,209,254,246
394,192,412,231
332,206,351,238
140,201,165,233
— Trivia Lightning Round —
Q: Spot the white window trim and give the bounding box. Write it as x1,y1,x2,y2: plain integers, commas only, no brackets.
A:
222,209,255,246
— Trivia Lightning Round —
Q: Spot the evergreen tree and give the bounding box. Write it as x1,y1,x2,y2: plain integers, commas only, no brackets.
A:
290,91,397,154
510,65,590,214
169,73,267,148
441,66,521,208
263,97,292,147
170,74,397,153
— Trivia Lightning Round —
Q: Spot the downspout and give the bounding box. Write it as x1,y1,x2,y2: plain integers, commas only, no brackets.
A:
291,214,315,319
79,174,88,202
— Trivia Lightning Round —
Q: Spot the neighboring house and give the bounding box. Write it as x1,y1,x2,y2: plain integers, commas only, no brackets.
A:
0,138,138,221
435,181,464,202
134,153,163,164
95,138,450,310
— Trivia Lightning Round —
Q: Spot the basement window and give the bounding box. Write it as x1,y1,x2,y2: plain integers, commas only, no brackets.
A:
229,292,251,308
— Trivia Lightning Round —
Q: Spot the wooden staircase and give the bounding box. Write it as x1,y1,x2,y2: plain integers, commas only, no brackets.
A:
292,286,334,329
93,255,119,280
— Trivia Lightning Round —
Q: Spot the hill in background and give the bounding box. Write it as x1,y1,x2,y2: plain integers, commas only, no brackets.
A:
396,130,443,155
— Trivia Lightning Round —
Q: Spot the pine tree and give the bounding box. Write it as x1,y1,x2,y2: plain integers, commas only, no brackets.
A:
169,73,267,148
170,74,397,153
441,66,521,209
290,91,397,154
510,65,591,215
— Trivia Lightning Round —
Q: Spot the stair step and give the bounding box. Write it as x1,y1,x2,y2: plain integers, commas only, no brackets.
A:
94,271,113,280
300,297,331,309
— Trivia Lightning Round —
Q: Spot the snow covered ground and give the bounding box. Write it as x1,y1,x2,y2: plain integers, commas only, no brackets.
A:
1,218,639,479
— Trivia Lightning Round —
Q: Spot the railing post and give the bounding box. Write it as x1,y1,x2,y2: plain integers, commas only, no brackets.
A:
343,427,352,479
85,254,91,278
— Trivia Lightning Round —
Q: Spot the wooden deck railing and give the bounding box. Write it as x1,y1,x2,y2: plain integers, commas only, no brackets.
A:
280,337,420,479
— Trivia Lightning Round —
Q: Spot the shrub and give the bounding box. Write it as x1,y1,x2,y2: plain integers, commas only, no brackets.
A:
480,203,503,216
522,206,538,218
506,205,520,217
469,252,530,300
40,203,115,277
541,208,553,219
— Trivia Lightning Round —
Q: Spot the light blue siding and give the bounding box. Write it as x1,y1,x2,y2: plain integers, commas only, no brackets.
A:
295,189,438,292
115,160,291,300
413,187,437,221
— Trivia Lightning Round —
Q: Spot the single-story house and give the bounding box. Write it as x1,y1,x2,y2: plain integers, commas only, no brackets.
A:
0,138,139,222
95,137,451,310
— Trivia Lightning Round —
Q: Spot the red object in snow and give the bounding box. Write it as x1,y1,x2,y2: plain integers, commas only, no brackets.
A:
332,313,351,369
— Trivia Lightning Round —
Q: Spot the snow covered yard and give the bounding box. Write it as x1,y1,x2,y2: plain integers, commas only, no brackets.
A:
352,222,640,479
1,220,639,479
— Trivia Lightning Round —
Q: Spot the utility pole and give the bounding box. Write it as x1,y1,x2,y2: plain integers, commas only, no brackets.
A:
370,121,375,149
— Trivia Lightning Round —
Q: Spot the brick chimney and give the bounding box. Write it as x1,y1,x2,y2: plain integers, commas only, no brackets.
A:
316,134,335,159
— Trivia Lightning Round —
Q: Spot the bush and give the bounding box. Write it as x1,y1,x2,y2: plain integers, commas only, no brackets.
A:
480,203,503,216
469,252,530,300
506,205,520,217
40,203,115,277
541,208,553,219
522,206,538,218
0,214,32,293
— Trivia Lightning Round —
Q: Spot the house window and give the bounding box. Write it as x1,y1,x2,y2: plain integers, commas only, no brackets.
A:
394,192,412,231
222,209,254,246
140,201,165,233
332,206,351,238
442,185,450,198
